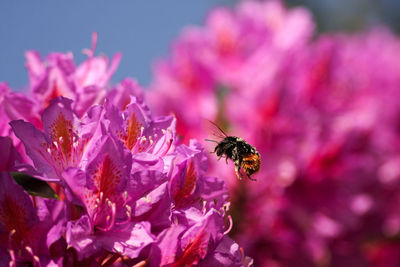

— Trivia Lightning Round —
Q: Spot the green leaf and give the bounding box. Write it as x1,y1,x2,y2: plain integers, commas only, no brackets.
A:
10,172,59,200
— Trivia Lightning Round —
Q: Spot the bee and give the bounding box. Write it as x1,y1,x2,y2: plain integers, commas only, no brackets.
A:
206,122,261,181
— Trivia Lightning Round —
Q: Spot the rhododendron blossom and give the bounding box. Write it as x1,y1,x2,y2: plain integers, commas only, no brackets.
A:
148,0,400,266
0,35,252,266
4,0,400,266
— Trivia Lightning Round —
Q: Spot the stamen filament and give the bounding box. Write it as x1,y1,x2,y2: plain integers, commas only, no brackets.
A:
224,215,233,235
8,249,17,267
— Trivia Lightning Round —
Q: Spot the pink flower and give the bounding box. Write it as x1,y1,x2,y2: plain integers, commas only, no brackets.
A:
10,97,99,181
25,33,121,116
1,32,128,164
169,140,228,211
2,29,252,265
0,138,65,266
151,208,251,267
148,1,400,266
5,90,249,265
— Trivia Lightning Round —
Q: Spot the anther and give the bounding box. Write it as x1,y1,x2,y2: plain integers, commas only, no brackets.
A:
33,255,41,267
9,229,16,239
8,249,16,267
126,205,131,213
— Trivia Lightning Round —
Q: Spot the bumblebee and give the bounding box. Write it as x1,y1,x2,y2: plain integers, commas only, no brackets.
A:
206,122,261,181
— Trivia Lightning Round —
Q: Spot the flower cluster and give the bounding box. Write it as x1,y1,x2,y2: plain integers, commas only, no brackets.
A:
148,1,400,266
0,35,252,266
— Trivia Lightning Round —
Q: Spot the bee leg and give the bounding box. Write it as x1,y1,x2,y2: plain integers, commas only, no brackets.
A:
235,165,243,180
247,174,257,181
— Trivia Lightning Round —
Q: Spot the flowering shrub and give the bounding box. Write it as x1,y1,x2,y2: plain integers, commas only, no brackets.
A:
148,1,400,266
0,35,253,266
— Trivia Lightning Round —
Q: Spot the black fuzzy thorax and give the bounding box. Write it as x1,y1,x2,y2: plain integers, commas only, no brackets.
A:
214,136,258,163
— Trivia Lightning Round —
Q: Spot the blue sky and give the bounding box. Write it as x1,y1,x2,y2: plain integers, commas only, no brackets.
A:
0,1,233,90
2,1,398,90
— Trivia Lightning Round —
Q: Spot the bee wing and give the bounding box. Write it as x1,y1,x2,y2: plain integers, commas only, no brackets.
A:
204,119,228,141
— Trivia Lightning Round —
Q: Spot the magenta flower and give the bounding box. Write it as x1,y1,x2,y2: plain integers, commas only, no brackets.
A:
1,28,252,265
151,208,226,266
64,141,154,259
4,0,400,265
103,96,176,158
25,33,121,116
0,136,23,172
0,34,127,171
0,137,65,266
106,78,145,111
0,83,42,163
10,97,97,181
169,140,228,211
148,1,400,266
4,92,248,265
0,173,46,266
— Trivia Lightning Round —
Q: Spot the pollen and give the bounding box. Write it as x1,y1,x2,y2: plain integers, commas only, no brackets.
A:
124,113,142,150
49,112,74,162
